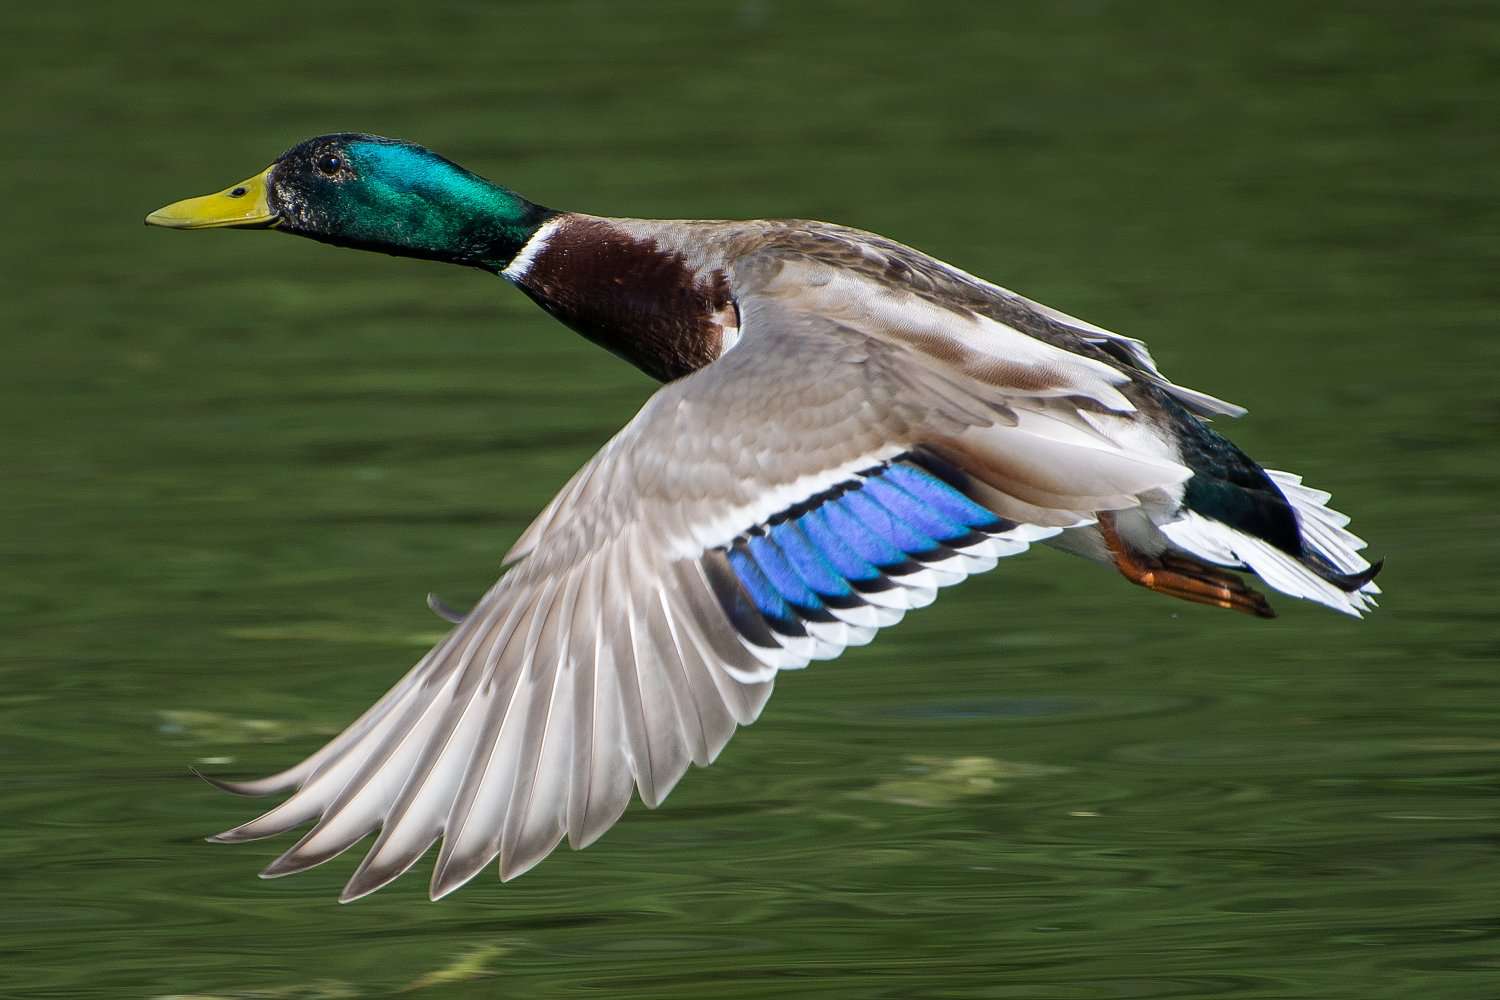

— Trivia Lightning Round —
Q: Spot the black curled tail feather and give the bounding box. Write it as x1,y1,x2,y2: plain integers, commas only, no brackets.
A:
1155,391,1382,615
1303,551,1384,592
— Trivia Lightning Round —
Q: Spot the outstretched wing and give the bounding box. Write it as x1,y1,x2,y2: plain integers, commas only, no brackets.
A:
206,251,1191,901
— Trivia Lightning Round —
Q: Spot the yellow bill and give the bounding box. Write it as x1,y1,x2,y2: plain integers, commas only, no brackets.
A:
145,166,278,229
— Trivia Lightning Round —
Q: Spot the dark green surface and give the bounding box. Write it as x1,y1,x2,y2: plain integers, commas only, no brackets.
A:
4,3,1497,997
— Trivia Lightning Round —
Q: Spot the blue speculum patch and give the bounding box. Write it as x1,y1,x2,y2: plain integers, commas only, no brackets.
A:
725,547,797,627
714,453,1008,637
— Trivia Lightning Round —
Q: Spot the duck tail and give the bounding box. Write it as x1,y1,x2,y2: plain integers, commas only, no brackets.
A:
1158,469,1382,618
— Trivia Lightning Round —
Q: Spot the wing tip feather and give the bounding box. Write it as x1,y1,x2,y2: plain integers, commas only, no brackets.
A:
190,765,288,798
429,860,484,901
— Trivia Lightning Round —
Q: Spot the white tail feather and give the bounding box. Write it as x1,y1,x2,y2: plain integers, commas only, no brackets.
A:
1160,466,1380,619
1265,470,1379,594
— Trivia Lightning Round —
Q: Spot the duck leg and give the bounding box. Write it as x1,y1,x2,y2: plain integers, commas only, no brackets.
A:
1098,513,1276,619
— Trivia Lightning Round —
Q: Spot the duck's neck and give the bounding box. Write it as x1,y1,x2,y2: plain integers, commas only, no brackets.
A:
500,215,738,382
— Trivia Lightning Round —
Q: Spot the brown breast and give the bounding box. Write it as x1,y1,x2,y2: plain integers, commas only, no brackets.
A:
512,217,738,383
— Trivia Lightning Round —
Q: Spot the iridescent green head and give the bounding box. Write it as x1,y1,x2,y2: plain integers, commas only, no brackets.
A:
146,133,554,271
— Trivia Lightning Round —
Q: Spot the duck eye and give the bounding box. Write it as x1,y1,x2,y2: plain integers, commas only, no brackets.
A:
316,154,342,175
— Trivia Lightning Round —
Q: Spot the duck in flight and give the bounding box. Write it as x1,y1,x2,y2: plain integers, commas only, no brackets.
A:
147,133,1381,901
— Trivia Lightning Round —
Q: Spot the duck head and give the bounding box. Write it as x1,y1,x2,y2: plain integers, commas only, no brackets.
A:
146,133,552,271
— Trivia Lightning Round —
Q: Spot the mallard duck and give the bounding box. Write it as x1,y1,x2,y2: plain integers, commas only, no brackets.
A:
147,133,1381,901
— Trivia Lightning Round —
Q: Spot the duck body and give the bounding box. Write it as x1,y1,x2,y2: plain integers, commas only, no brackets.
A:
147,134,1380,901
502,211,1373,612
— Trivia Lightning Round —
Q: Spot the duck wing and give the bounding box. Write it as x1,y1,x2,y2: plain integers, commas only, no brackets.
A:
204,251,1192,902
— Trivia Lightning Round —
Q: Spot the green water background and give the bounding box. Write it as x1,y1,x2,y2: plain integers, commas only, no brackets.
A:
3,2,1498,997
